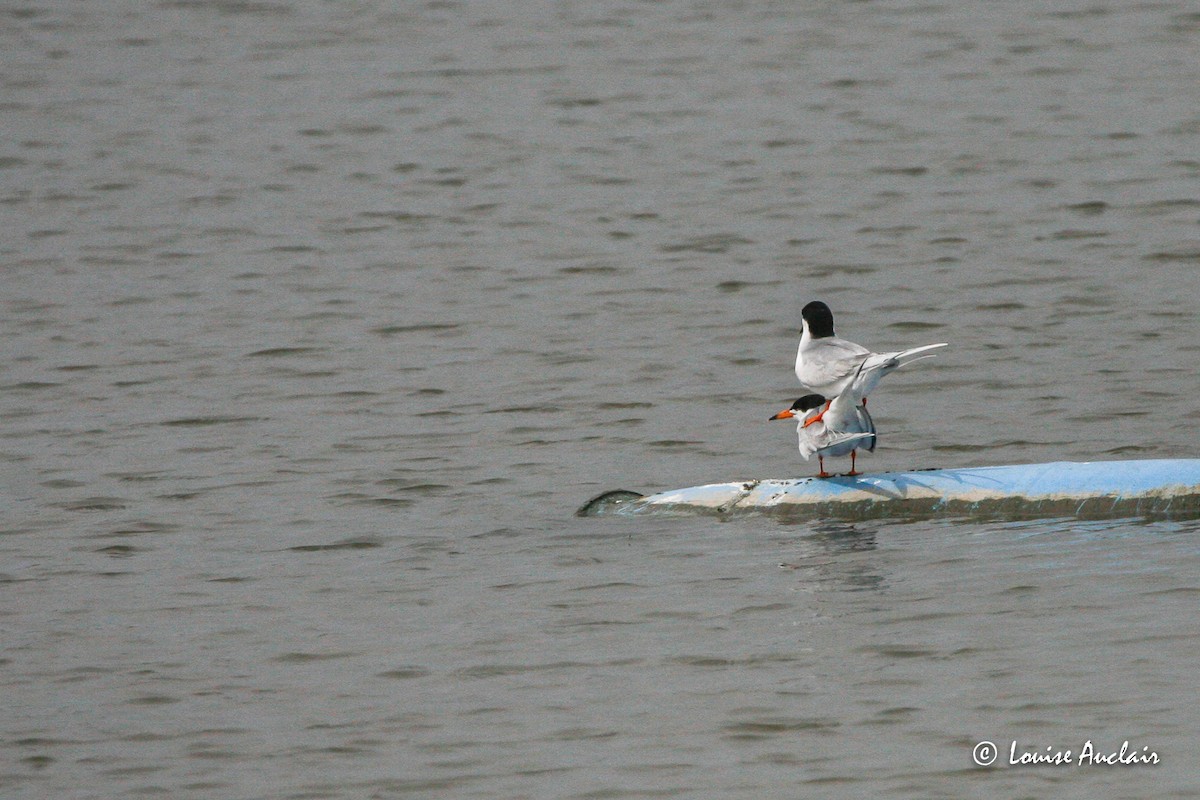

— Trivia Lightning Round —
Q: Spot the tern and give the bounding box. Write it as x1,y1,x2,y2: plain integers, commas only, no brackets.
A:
770,392,876,477
795,301,946,425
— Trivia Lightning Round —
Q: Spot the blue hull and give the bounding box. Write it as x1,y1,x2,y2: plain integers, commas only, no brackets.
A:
585,460,1200,520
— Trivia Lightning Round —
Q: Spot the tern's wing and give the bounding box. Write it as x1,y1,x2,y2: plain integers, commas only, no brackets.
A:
820,391,876,453
795,426,817,460
826,430,875,444
818,430,876,454
797,338,870,391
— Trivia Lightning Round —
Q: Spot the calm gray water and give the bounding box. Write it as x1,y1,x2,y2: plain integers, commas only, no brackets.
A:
4,2,1200,798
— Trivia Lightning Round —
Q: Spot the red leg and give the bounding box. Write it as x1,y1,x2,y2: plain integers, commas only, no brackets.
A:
845,449,861,477
802,399,833,429
816,455,831,479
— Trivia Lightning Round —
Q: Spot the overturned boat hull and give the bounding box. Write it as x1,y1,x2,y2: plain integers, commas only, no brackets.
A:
580,459,1200,521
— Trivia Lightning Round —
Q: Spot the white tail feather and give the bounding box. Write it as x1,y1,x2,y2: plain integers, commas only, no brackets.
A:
894,353,939,369
852,343,947,397
894,342,948,362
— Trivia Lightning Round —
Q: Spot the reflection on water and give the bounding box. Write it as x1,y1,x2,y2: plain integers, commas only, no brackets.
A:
779,521,884,592
807,520,879,555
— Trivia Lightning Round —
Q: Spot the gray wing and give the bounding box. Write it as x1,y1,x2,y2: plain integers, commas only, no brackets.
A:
797,337,870,392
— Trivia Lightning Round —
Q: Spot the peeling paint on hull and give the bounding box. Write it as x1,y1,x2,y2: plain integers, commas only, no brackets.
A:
580,460,1200,521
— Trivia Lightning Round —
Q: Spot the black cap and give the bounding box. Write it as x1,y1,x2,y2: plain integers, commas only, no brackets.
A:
801,301,835,338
